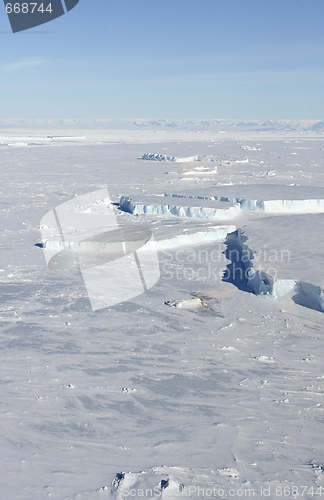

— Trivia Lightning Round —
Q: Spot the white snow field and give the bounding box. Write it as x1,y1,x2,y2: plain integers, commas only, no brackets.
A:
1,123,324,499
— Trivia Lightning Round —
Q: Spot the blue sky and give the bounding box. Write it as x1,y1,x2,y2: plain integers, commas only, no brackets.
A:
0,0,324,119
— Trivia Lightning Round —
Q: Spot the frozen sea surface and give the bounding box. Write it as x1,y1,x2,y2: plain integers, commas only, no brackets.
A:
1,129,324,498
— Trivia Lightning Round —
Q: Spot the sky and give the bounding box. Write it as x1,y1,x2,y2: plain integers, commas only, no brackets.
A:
0,0,324,119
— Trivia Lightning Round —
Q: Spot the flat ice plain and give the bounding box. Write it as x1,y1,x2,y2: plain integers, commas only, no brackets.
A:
1,119,324,499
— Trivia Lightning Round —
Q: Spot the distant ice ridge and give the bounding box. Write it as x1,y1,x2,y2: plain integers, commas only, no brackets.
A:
119,196,241,220
1,117,324,130
142,152,198,162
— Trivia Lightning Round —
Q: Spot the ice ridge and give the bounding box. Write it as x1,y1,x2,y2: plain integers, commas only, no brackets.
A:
165,193,324,214
119,196,241,220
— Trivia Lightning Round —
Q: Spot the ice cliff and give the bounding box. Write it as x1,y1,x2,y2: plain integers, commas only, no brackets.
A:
119,196,241,220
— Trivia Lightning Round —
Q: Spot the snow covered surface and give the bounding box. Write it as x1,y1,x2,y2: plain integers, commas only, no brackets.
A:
1,125,324,498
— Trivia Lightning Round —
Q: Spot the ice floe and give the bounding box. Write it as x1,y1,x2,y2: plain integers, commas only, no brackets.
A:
164,298,206,309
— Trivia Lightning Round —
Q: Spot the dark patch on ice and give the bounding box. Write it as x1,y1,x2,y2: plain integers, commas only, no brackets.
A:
161,479,169,489
222,231,251,293
34,242,44,248
309,461,324,478
111,472,125,490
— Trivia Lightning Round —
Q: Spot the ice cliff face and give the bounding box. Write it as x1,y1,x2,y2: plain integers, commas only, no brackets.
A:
224,229,296,299
121,192,324,218
43,225,237,252
223,229,324,312
119,196,241,220
166,193,324,214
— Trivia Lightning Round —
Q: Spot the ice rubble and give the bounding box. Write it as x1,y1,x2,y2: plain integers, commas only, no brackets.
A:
298,282,324,312
142,152,198,162
164,298,206,309
225,229,296,299
109,466,243,500
119,195,241,220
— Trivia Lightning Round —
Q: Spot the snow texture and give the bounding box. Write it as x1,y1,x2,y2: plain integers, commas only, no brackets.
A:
2,125,324,499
